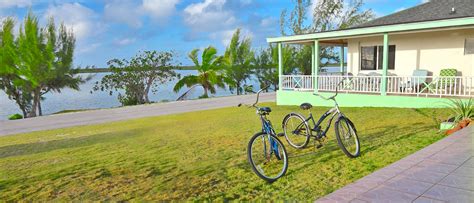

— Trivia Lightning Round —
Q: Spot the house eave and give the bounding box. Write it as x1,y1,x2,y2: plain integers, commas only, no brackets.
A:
267,16,474,44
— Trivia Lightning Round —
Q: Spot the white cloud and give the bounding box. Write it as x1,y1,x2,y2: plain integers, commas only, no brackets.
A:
104,0,142,28
114,37,136,46
142,0,180,21
0,0,31,9
184,0,236,32
77,42,102,54
104,0,179,28
44,3,104,40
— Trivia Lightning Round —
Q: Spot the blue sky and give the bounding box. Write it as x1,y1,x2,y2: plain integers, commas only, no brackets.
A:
0,0,427,67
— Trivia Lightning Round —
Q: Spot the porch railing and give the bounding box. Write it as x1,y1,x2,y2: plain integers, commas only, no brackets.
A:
281,75,314,91
280,75,474,97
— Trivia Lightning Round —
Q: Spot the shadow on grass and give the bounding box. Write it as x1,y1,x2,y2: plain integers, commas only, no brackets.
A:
285,124,435,175
0,128,149,159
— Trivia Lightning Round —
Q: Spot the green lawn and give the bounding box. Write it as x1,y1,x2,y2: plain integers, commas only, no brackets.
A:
0,103,450,201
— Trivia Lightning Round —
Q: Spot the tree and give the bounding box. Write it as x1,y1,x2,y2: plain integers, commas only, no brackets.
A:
280,0,374,73
254,47,278,92
0,18,33,117
0,12,84,118
37,20,84,116
223,28,254,95
173,46,226,98
93,50,178,106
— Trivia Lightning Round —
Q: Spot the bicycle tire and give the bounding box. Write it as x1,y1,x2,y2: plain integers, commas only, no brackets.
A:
282,113,311,149
247,132,288,183
335,116,360,158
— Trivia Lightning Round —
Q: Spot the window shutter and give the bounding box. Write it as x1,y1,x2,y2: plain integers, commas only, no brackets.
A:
465,38,474,55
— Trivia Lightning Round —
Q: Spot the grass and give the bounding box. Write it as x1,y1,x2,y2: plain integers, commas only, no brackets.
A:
0,103,450,201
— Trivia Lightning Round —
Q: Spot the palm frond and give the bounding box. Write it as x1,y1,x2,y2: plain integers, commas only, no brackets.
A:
173,75,199,92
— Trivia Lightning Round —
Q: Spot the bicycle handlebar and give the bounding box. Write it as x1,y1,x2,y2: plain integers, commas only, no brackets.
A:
313,80,344,100
237,85,269,108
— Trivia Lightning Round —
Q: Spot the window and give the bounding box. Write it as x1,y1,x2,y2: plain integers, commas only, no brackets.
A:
360,45,396,70
361,46,376,70
465,38,474,55
377,45,396,70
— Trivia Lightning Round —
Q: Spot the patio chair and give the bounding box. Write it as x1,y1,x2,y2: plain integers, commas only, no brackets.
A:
399,69,429,93
438,69,458,87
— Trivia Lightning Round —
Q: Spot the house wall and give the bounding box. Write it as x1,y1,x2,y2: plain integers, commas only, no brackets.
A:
347,28,474,77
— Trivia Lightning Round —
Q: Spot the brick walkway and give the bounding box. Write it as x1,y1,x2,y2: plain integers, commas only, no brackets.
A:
317,126,473,203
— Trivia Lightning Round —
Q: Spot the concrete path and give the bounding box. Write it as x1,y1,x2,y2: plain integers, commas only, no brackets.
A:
0,93,275,136
317,126,473,203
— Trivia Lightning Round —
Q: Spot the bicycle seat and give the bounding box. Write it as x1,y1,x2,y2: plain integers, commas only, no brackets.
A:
300,103,312,110
258,107,272,114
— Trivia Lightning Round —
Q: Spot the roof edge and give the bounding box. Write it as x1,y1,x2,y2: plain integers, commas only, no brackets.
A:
267,16,474,43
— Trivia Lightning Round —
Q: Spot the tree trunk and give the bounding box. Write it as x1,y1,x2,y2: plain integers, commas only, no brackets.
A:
38,99,42,116
27,88,40,117
144,77,154,103
203,87,209,98
236,81,241,95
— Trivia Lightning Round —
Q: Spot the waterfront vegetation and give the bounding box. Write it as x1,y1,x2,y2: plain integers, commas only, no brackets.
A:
0,104,450,201
0,0,375,119
0,13,85,118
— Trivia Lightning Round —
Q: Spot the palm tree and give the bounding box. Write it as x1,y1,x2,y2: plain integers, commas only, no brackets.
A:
224,28,253,95
173,46,227,98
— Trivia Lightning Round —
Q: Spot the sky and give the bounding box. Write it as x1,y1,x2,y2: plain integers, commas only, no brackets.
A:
0,0,429,67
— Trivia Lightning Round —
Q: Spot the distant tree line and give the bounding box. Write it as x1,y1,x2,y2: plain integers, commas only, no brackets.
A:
1,0,374,118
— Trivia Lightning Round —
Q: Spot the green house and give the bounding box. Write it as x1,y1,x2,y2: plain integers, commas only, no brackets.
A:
267,0,474,108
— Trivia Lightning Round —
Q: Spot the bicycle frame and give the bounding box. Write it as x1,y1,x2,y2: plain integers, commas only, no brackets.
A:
306,106,340,138
238,85,281,160
292,81,345,138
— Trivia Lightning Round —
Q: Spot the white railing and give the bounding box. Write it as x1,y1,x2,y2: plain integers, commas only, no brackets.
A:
386,76,474,97
281,75,314,91
318,75,383,94
280,75,474,97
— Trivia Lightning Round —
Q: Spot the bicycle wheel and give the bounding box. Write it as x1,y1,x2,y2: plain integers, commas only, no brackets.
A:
247,132,288,183
282,113,310,149
335,116,360,158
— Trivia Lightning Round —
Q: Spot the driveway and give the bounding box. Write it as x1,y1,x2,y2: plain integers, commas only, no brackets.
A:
0,93,275,136
317,126,473,202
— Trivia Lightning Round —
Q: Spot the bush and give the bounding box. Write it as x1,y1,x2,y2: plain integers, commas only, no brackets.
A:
8,114,23,120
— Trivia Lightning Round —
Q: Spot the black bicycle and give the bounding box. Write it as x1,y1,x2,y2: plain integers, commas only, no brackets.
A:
281,81,360,158
238,86,288,182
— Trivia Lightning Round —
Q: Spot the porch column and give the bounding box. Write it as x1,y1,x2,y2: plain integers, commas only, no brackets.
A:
278,42,282,90
314,40,320,93
381,33,389,96
340,45,344,73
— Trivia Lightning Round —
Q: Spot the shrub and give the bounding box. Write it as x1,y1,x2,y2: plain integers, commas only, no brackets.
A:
445,98,473,123
8,114,23,120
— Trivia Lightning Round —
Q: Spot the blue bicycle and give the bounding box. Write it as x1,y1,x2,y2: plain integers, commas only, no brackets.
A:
238,86,288,182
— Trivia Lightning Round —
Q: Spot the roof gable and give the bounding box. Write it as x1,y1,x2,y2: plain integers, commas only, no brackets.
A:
354,0,474,28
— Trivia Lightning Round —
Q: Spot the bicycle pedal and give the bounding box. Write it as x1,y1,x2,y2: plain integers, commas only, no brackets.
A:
277,133,285,137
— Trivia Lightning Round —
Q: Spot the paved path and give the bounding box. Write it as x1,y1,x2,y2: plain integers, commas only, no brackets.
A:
317,126,473,203
0,93,275,136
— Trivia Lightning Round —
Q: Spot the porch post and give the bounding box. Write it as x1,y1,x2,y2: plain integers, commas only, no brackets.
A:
340,45,344,74
311,43,315,75
278,42,283,90
381,33,389,96
314,40,320,93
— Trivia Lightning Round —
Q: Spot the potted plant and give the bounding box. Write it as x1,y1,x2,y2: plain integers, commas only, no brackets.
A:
444,98,473,135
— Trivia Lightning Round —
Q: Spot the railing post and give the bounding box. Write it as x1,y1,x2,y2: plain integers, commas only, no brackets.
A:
314,40,320,93
381,33,389,96
278,42,283,91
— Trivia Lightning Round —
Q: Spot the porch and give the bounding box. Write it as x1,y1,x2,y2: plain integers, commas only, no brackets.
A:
268,17,474,108
281,74,474,98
